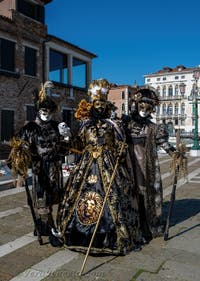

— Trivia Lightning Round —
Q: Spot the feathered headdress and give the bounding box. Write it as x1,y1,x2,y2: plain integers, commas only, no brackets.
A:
88,78,110,102
74,99,92,120
33,81,57,112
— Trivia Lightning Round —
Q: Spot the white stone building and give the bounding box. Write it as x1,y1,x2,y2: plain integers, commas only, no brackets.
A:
144,65,200,135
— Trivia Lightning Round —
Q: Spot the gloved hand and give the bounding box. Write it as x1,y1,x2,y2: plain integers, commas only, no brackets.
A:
58,122,71,142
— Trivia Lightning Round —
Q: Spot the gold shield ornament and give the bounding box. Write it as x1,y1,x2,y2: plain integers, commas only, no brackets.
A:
76,191,103,225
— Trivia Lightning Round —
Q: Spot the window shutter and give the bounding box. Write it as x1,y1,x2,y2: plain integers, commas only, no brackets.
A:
0,38,15,71
25,47,36,76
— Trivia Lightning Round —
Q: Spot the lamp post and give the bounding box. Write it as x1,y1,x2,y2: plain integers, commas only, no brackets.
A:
176,83,186,145
188,68,200,156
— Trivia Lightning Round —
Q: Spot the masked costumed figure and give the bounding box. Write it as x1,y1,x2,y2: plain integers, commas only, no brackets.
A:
9,81,71,246
56,79,141,254
123,88,178,243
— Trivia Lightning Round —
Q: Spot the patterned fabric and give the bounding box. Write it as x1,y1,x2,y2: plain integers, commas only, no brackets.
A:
57,117,141,254
16,118,68,225
124,113,175,239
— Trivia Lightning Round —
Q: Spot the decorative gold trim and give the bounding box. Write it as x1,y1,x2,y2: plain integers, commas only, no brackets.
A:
87,174,98,184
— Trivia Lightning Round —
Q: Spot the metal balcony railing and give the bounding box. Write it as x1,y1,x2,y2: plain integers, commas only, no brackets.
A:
159,95,187,101
156,113,187,120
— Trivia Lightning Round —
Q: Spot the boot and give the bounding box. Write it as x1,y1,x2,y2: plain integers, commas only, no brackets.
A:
33,218,51,236
49,229,64,247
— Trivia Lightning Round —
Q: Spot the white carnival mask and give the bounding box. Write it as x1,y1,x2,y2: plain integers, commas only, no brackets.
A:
38,108,52,122
138,102,153,118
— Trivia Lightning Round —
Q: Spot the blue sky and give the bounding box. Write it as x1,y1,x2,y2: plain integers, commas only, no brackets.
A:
46,0,200,86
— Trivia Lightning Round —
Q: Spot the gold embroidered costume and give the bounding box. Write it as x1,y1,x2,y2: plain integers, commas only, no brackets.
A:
57,79,141,254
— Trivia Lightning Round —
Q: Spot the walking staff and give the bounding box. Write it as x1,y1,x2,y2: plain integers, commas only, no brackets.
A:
164,132,188,241
24,177,43,245
163,163,179,241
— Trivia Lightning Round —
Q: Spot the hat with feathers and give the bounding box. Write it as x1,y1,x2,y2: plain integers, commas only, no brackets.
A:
88,78,110,102
131,87,160,107
33,81,57,112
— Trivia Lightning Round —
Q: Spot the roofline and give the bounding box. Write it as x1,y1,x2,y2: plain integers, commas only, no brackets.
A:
110,84,138,89
144,67,197,77
47,34,97,58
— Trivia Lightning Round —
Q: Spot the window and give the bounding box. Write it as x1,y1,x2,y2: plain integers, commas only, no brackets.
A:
167,104,173,115
25,46,37,76
163,86,166,97
26,105,36,121
181,103,185,115
72,58,86,88
0,38,15,72
175,85,179,96
181,75,185,79
157,86,160,96
175,76,179,80
163,104,166,114
1,110,14,141
181,119,185,126
175,103,178,115
49,49,68,84
147,78,151,82
121,91,125,99
168,85,173,97
156,77,160,81
17,0,44,23
163,77,166,81
167,122,174,136
121,103,125,113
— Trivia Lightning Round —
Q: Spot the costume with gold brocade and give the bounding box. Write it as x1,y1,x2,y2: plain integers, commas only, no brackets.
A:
56,79,141,254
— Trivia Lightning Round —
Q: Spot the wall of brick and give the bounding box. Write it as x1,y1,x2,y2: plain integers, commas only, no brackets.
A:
0,4,94,141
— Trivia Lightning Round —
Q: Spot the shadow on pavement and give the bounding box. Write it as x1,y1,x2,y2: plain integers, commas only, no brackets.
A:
163,199,200,239
163,199,200,225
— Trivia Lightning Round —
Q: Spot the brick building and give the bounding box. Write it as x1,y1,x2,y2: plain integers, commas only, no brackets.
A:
108,84,138,118
0,0,97,141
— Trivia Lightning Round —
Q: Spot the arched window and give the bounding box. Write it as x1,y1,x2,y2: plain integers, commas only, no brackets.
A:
167,122,174,136
163,86,166,97
157,86,160,96
167,103,173,115
181,103,185,115
163,103,166,114
175,85,179,96
175,103,179,115
168,85,173,97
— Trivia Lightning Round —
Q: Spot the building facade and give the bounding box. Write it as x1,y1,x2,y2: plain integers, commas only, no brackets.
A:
108,84,138,118
0,0,96,141
144,65,200,135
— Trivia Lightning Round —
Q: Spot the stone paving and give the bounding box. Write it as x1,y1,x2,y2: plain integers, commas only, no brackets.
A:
0,155,200,281
41,176,200,281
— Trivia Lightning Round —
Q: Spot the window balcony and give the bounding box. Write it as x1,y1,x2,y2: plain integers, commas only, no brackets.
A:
156,113,187,120
159,95,187,101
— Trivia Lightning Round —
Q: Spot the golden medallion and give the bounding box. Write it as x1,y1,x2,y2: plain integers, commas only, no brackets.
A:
76,191,103,225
